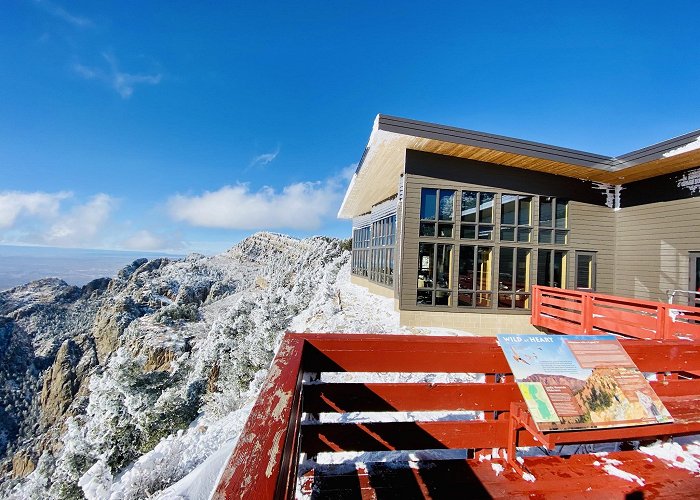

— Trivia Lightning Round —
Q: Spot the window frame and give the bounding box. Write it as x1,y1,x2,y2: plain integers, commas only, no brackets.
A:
575,251,597,291
457,244,494,308
459,190,495,241
538,197,569,245
417,242,454,306
537,249,568,289
500,194,533,243
497,246,532,309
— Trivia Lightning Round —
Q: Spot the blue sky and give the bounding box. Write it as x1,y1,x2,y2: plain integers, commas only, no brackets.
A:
1,1,698,254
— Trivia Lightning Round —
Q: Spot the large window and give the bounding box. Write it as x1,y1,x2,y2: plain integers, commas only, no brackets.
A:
539,197,568,244
351,226,370,276
460,191,494,240
370,215,396,285
537,249,567,288
418,243,454,306
352,214,396,286
500,194,532,243
498,247,531,308
415,187,573,310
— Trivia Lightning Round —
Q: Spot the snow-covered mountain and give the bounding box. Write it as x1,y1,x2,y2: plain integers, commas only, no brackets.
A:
0,232,419,499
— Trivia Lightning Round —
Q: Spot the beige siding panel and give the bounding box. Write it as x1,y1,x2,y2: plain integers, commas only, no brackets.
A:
613,197,700,301
567,202,616,294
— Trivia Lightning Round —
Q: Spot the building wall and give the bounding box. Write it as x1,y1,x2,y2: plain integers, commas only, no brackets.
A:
350,274,397,301
567,202,616,294
400,310,539,336
613,196,700,302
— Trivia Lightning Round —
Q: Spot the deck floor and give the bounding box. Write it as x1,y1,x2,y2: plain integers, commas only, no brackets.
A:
300,450,700,499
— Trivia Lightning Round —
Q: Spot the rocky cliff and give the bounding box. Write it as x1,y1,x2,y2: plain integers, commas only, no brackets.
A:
0,233,349,499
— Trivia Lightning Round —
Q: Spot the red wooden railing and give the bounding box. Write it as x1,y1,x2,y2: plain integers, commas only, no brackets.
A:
531,285,700,340
213,333,700,499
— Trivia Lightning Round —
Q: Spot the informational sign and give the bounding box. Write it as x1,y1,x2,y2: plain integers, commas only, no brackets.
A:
497,334,673,432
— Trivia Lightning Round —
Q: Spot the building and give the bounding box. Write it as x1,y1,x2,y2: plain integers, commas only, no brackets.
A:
338,115,700,335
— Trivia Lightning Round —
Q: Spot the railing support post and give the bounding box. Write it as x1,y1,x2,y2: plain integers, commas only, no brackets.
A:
657,304,669,340
582,293,593,334
531,286,541,326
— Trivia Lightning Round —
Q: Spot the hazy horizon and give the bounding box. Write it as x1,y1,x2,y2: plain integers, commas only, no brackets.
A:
0,244,186,291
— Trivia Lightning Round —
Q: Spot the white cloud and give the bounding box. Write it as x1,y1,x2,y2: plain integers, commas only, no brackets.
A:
0,191,71,228
249,148,280,168
73,53,162,99
44,194,116,246
33,0,94,28
122,230,183,252
167,181,341,231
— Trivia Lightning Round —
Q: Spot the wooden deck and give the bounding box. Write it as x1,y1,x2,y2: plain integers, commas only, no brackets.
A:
213,334,700,499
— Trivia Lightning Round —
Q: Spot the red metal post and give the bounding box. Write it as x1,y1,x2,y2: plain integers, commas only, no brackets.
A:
213,335,305,500
582,292,593,334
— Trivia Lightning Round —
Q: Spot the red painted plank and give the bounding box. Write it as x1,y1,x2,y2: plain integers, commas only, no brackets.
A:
302,383,523,413
593,316,656,339
301,337,513,373
540,304,583,324
539,295,583,311
471,450,700,499
305,450,700,499
213,336,305,500
536,316,584,334
300,420,539,454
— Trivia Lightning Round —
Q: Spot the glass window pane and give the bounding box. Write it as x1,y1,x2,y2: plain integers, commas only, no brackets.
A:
515,294,530,309
539,197,553,226
499,247,514,291
459,245,474,290
516,248,531,291
498,293,513,308
537,250,551,286
478,225,493,240
439,190,455,221
458,292,473,307
555,200,568,228
476,293,492,308
435,244,453,289
438,223,453,238
461,191,477,222
501,194,516,225
554,250,566,288
519,196,532,225
479,193,495,223
417,290,432,305
435,291,451,306
500,227,515,241
539,228,553,244
418,243,434,288
576,254,593,289
420,188,437,220
460,225,476,239
517,228,531,243
476,247,492,291
420,222,435,237
555,230,567,245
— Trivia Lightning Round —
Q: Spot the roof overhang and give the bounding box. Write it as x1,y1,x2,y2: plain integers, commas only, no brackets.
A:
338,115,700,219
